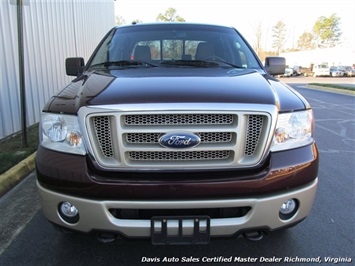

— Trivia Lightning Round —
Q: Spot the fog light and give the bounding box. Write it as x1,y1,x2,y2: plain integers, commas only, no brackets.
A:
279,199,298,220
59,202,79,223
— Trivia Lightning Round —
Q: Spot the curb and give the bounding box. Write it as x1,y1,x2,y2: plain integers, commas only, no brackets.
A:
0,152,36,197
306,85,355,95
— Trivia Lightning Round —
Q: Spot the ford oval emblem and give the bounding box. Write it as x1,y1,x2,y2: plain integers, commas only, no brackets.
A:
159,132,201,149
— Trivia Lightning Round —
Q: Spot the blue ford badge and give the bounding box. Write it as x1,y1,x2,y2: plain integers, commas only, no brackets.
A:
159,132,201,149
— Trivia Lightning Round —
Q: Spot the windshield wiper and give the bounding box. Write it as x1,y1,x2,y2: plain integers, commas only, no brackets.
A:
205,59,245,69
91,60,158,68
160,59,245,69
160,60,219,67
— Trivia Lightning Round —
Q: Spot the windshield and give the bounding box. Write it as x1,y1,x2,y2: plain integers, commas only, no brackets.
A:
88,24,262,70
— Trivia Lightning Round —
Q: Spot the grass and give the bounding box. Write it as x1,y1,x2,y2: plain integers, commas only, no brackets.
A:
0,124,39,175
309,83,355,91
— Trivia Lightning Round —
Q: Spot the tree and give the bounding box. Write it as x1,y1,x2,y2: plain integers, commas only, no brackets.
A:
131,19,143,24
115,16,126,26
156,8,185,22
313,13,342,48
115,16,142,26
297,32,315,50
253,22,263,57
272,21,286,55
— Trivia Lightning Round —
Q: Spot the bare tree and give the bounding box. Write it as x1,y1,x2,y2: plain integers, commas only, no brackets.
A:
253,22,263,57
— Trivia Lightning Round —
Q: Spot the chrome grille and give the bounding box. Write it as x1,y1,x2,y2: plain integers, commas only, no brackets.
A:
125,114,234,125
129,151,231,161
86,109,271,169
245,115,264,156
125,132,233,144
92,116,114,158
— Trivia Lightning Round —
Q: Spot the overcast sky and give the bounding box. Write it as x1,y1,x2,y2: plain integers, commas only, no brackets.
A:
115,0,355,50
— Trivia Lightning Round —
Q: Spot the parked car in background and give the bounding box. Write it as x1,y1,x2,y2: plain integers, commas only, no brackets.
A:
292,65,302,76
312,64,330,77
330,66,344,77
283,67,294,77
338,66,355,77
299,66,313,77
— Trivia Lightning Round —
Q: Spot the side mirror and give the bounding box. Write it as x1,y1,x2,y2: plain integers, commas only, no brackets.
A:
265,57,286,75
65,57,85,76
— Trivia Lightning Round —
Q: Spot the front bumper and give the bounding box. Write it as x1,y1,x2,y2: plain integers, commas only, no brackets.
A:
37,178,318,238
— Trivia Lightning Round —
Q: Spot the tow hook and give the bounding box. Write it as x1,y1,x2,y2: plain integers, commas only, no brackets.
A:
96,232,117,243
242,231,265,241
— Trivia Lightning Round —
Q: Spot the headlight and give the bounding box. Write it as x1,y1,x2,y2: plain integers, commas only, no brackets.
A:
271,110,314,152
40,113,86,155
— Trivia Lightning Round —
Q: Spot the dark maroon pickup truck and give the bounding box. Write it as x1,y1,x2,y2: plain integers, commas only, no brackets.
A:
36,23,318,244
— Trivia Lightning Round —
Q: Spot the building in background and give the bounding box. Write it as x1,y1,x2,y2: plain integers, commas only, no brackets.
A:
0,0,115,139
280,47,355,69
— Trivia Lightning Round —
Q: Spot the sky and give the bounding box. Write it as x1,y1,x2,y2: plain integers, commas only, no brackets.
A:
114,0,355,51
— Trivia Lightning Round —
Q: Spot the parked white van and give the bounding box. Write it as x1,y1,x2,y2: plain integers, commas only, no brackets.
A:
312,64,330,77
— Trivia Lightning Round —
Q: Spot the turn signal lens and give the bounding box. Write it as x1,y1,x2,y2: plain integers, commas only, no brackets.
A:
66,131,82,147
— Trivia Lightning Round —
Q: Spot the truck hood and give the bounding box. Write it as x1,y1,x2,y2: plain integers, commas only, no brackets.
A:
46,68,306,113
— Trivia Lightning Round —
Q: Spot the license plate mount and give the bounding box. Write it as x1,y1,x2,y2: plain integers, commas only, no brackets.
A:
151,216,210,245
